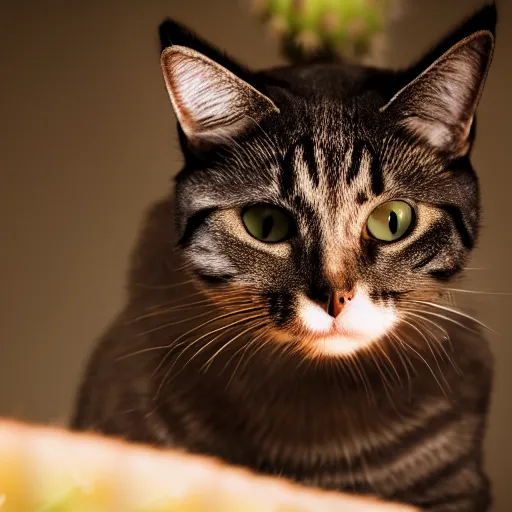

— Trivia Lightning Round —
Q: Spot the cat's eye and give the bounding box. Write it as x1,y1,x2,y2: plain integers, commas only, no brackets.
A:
366,201,414,242
242,205,292,243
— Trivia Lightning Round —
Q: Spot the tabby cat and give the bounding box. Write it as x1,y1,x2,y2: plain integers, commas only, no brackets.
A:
73,5,497,511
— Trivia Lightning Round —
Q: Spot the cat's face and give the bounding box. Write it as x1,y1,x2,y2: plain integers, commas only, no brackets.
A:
160,9,495,359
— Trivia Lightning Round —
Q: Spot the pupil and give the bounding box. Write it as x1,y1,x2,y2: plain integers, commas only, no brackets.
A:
262,215,274,239
388,211,398,235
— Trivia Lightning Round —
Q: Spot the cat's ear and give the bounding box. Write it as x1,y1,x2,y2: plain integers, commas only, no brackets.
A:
381,5,496,157
159,19,261,85
160,45,279,144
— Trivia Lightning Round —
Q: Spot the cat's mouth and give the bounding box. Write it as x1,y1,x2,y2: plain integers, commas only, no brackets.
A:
306,333,375,356
296,288,398,356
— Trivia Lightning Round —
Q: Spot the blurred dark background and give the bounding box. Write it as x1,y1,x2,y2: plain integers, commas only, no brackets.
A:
0,0,511,509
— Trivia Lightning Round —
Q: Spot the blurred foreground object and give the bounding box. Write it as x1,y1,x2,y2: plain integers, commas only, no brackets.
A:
0,419,419,511
253,0,398,63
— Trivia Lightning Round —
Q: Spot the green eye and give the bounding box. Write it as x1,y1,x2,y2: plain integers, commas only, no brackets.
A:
366,200,414,242
242,205,292,243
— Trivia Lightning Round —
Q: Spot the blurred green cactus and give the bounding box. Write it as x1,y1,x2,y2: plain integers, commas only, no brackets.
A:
253,0,396,61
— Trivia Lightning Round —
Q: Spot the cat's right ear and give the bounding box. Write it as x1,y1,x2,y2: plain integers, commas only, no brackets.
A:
381,4,496,157
160,45,279,145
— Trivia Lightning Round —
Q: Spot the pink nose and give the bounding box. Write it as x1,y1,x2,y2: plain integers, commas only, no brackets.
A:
330,290,354,317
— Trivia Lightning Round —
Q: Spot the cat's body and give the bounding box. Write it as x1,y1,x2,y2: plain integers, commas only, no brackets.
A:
73,6,497,511
74,197,493,511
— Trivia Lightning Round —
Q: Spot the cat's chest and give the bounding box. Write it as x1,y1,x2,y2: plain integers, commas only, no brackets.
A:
205,396,484,506
149,332,491,500
161,376,459,466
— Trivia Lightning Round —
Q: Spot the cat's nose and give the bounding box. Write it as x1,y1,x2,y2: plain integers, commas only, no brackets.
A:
309,287,354,318
329,290,354,317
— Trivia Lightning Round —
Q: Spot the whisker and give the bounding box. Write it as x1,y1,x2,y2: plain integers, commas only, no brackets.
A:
400,308,449,341
136,303,256,336
400,317,450,391
351,354,374,406
406,300,497,334
115,344,173,362
394,331,448,396
385,333,413,398
400,305,483,336
150,306,263,382
374,342,402,387
145,291,206,310
240,331,274,374
445,288,512,297
201,321,266,372
134,310,225,335
184,315,266,371
118,303,254,360
155,313,266,397
144,288,256,311
401,311,461,375
367,348,395,403
224,330,269,388
132,279,197,290
400,317,443,361
129,296,253,323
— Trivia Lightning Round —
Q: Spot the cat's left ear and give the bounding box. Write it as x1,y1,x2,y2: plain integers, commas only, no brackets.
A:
381,5,496,157
161,45,279,145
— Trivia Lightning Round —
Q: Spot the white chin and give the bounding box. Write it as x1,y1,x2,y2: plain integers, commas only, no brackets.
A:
297,288,397,357
312,334,377,357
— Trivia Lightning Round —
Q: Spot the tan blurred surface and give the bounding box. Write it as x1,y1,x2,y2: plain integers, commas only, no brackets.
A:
0,418,420,512
0,0,511,509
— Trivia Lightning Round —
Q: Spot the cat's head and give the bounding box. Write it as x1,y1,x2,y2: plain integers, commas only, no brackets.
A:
159,6,496,359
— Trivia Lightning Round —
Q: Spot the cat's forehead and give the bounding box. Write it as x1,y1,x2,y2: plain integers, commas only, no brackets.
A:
278,99,384,202
276,88,384,164
282,125,379,232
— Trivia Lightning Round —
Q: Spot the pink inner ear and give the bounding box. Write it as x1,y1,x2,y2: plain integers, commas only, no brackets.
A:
160,46,279,142
381,31,493,156
167,77,196,134
402,118,453,151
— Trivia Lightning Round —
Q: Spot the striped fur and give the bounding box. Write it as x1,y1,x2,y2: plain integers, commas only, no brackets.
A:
73,6,497,512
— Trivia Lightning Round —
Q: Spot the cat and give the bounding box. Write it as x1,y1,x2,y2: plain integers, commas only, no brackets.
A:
72,5,497,511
